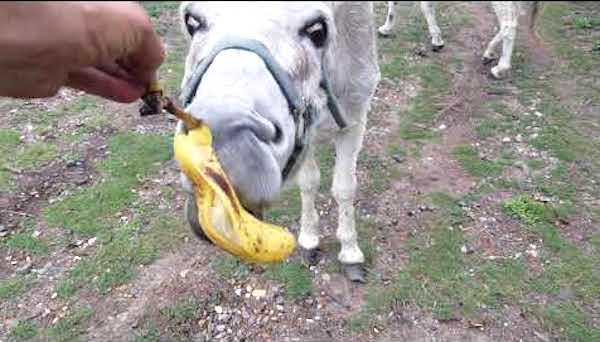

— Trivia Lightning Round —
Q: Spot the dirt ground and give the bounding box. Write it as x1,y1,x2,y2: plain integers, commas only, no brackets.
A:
1,2,599,342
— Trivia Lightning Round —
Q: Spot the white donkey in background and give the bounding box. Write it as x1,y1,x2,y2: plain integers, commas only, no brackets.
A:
177,2,379,282
378,1,539,79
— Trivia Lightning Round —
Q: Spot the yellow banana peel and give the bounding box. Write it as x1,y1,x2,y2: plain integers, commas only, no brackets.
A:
140,83,296,264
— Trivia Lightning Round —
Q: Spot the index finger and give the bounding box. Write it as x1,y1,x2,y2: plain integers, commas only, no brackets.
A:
120,7,166,87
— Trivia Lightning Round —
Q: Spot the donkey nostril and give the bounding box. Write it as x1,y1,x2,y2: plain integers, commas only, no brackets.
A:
273,124,283,144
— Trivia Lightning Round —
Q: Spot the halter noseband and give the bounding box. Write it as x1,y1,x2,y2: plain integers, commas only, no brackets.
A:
181,36,348,182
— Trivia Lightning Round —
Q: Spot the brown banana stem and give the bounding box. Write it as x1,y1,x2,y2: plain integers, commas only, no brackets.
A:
163,97,202,130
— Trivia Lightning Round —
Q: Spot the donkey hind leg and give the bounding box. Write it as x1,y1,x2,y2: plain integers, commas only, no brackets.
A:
378,1,397,37
297,143,322,266
332,106,369,283
490,1,518,79
420,1,445,51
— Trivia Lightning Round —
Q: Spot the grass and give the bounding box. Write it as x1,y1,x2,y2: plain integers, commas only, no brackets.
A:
502,195,555,226
8,321,38,342
43,132,171,236
210,254,250,280
535,304,600,342
0,276,31,300
43,307,94,342
55,214,185,299
266,261,312,300
571,16,600,30
452,145,505,178
0,128,57,189
141,1,180,20
537,2,599,74
4,232,49,255
159,298,203,339
133,323,161,342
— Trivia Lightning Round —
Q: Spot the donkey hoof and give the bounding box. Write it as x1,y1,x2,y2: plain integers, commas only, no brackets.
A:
302,248,320,266
482,56,497,65
431,44,444,52
490,66,508,80
377,26,394,37
344,264,367,283
185,195,211,243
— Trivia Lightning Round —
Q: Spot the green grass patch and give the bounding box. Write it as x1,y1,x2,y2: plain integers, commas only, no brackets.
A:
264,186,300,226
452,145,504,178
4,232,49,255
0,128,21,150
0,276,31,300
159,298,203,339
502,195,555,225
13,142,57,170
43,307,94,342
210,254,250,280
1,130,57,190
133,322,161,342
474,119,499,139
571,16,600,30
43,132,171,236
141,1,180,19
8,321,38,342
535,303,600,342
538,2,599,74
266,261,312,300
56,214,185,299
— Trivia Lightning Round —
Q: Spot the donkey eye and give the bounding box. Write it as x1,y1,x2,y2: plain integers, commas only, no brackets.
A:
185,13,205,36
302,20,327,48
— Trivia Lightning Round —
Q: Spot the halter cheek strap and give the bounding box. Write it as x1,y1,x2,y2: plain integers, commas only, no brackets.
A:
181,36,348,182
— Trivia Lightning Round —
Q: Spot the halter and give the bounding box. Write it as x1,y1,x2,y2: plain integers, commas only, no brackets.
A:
180,36,348,182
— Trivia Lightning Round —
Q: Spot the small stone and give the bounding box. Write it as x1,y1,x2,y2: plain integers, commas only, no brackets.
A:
251,289,267,299
246,285,253,293
514,253,522,259
244,293,251,299
214,306,223,314
515,134,523,142
16,261,32,274
51,292,58,299
526,249,538,258
374,327,380,333
0,225,7,232
502,137,511,143
87,237,97,246
276,305,285,312
460,245,468,254
32,230,42,238
392,154,406,163
180,269,190,278
438,124,447,131
306,319,314,323
216,324,226,332
534,111,543,117
235,288,242,296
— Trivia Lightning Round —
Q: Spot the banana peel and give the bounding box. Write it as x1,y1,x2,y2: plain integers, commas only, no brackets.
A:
140,83,296,264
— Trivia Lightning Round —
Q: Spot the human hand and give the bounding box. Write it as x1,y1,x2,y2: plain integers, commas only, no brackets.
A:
0,2,165,103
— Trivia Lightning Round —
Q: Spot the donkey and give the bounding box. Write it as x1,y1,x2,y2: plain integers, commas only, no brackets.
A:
176,2,380,282
378,1,539,79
